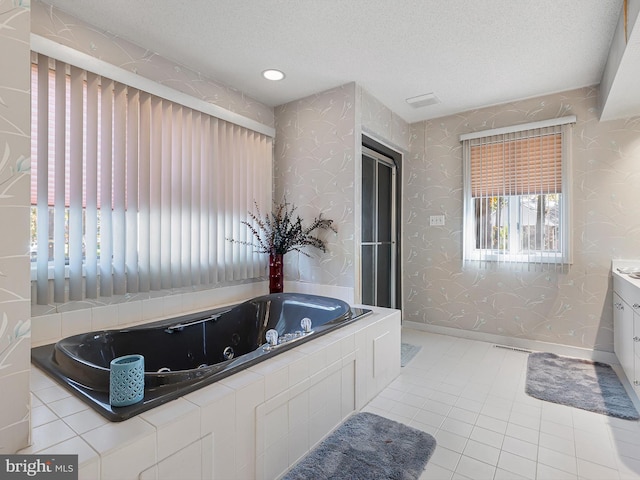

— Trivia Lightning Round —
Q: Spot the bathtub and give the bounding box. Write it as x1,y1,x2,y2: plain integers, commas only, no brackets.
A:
31,293,371,421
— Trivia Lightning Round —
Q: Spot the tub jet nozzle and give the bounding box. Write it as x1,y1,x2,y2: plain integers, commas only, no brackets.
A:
266,329,279,347
301,318,312,333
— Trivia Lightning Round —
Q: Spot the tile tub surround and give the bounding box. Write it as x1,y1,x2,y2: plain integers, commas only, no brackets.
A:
30,282,359,349
23,306,401,480
32,293,371,421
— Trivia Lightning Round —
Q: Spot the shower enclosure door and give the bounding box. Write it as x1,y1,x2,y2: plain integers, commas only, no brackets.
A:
361,147,396,308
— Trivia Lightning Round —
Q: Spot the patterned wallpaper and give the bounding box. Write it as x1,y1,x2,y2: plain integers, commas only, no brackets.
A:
274,83,357,289
404,86,640,352
359,86,411,153
31,0,274,128
0,0,31,453
273,84,411,295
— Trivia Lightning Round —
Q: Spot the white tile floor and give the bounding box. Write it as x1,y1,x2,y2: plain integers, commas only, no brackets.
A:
362,329,640,480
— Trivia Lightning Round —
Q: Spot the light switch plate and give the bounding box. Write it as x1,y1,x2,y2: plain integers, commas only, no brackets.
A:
429,215,445,226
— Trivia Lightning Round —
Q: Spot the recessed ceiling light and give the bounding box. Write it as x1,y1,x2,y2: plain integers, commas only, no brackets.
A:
262,69,285,81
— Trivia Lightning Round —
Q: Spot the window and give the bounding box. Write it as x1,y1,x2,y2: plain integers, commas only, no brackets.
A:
461,117,574,267
31,53,273,304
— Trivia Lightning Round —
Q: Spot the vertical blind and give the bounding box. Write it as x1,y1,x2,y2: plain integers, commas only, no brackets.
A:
462,119,573,268
31,54,272,304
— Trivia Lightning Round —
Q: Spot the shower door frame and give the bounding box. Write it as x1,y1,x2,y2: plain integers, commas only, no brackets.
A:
361,145,398,308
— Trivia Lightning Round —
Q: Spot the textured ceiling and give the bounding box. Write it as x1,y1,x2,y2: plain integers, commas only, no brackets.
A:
41,0,623,123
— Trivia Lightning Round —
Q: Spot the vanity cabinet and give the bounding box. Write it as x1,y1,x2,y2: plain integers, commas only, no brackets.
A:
613,270,640,398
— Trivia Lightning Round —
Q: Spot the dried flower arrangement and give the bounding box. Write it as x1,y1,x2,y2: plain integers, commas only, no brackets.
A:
230,200,337,256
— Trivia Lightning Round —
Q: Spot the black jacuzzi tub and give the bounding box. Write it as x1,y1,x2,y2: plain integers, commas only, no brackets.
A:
32,293,371,421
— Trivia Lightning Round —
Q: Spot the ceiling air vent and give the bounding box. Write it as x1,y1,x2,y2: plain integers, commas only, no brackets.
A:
406,93,441,108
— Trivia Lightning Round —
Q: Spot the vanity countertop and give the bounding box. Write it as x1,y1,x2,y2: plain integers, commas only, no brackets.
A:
612,260,640,300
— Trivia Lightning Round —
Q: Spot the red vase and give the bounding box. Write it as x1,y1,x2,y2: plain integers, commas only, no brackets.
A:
269,253,284,294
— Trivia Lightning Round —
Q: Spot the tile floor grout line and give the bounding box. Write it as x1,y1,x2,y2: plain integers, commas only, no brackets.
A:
397,329,640,480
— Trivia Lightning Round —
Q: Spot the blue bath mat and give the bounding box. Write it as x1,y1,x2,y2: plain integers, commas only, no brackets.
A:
283,412,436,479
526,352,639,420
401,343,422,367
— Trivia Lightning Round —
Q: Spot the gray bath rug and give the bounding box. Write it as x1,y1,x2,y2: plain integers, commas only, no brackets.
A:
526,352,639,420
401,343,422,367
283,412,436,480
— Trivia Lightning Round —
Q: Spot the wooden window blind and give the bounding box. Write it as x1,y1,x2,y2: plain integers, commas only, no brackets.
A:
470,132,562,197
462,118,574,267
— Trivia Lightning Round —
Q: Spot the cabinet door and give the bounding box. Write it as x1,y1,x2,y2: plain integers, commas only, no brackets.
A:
634,308,640,396
614,293,634,383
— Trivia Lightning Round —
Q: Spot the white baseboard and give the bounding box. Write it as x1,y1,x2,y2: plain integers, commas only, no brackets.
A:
402,320,619,365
